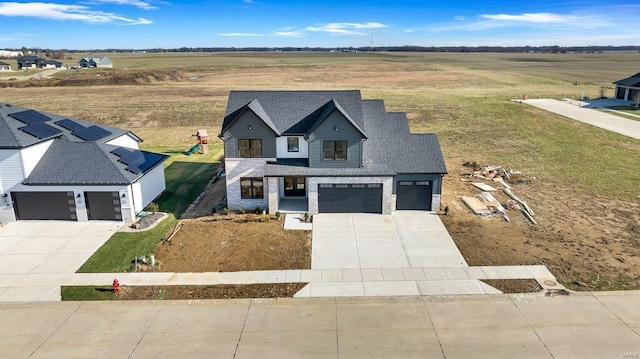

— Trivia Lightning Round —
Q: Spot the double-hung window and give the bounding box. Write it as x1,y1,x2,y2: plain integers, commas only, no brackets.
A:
238,139,262,158
322,140,347,160
287,137,299,152
240,178,264,199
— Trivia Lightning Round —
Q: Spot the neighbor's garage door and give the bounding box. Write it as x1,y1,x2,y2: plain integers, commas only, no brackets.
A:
85,192,122,220
318,184,382,213
11,192,77,221
396,181,432,210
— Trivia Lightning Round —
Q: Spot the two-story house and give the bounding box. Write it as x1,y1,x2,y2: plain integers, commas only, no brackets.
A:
0,103,168,222
219,90,447,215
78,57,113,68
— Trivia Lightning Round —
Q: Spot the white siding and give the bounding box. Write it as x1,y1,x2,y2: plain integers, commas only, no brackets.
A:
19,140,53,177
0,149,24,193
132,164,166,213
106,133,140,149
276,136,308,158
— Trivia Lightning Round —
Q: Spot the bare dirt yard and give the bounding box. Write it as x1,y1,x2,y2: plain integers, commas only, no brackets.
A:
116,283,306,300
154,217,311,272
442,161,640,291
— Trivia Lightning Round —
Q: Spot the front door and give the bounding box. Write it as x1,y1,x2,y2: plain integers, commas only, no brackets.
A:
284,177,306,197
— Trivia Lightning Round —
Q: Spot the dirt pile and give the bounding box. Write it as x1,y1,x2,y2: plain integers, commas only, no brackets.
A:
0,69,185,88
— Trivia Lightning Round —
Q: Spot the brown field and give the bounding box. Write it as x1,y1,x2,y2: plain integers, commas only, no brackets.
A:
3,51,639,291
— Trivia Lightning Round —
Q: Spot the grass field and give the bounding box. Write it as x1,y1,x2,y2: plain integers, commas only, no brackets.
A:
2,51,639,290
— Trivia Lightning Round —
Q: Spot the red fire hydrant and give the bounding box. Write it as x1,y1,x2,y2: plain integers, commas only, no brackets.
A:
112,278,120,294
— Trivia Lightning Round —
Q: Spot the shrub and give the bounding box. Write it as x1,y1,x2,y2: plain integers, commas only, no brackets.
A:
304,212,310,223
223,207,230,215
239,207,246,214
259,214,270,222
275,211,282,220
146,202,159,214
254,206,262,214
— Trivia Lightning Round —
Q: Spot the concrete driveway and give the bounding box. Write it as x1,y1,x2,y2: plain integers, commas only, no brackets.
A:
0,221,120,301
523,98,640,140
0,220,120,275
312,212,467,270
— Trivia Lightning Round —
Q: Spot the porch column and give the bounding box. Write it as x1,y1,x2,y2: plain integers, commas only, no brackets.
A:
267,177,279,214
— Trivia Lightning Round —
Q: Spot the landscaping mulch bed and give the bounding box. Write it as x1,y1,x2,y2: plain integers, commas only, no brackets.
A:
116,283,307,300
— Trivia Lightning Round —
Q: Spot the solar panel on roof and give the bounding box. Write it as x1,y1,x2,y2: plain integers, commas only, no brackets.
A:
55,119,86,132
9,110,51,125
73,125,112,141
125,152,166,175
19,123,63,139
110,147,132,158
119,150,145,165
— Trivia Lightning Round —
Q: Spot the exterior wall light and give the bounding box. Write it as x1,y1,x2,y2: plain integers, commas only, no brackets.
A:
248,125,252,130
2,193,8,204
333,126,338,131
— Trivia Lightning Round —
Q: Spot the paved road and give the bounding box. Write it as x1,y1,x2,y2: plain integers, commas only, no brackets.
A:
523,99,640,140
2,292,639,358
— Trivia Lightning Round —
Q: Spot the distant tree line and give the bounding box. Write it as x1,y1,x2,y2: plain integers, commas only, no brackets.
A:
5,45,640,54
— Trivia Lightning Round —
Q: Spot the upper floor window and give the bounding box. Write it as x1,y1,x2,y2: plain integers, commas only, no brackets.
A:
287,137,299,152
238,139,262,158
323,140,347,161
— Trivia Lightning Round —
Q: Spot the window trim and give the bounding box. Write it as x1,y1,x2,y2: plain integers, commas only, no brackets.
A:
240,177,264,199
238,139,263,158
287,137,299,152
322,140,348,161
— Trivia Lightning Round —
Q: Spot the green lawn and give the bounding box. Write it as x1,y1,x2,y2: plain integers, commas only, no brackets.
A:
61,286,116,301
76,145,221,274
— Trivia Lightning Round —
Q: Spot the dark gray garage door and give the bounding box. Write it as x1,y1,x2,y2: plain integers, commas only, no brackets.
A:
85,192,122,220
11,192,77,220
318,184,382,213
396,181,432,210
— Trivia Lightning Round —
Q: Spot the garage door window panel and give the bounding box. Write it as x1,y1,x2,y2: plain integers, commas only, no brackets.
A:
241,178,264,199
238,139,262,158
323,140,347,161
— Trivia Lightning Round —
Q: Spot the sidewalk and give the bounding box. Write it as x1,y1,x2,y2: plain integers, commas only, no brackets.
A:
2,291,639,358
0,264,562,302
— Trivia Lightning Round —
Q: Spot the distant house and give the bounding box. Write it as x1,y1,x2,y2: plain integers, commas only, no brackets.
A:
614,72,640,102
16,56,62,69
0,61,11,71
42,60,63,69
17,55,43,69
0,103,169,222
78,57,113,68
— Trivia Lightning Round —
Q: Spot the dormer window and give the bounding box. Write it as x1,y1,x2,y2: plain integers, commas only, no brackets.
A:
287,137,299,152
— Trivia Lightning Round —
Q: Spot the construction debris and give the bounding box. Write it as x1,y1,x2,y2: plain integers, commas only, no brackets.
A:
472,182,497,191
461,162,537,225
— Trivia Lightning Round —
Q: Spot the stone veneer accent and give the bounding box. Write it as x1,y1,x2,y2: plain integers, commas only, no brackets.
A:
224,158,272,211
431,194,441,211
307,176,393,215
267,177,279,214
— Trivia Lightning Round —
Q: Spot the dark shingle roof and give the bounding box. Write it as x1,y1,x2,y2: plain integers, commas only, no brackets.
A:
222,90,365,135
614,72,640,87
0,103,167,185
260,93,447,177
0,103,128,148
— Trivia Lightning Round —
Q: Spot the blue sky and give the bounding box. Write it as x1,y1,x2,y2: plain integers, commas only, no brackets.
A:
0,0,639,49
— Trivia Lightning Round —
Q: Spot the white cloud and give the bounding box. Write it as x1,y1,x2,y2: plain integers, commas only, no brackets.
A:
219,33,263,37
272,31,305,38
0,2,152,25
93,0,157,10
454,15,465,21
306,22,388,36
480,13,580,24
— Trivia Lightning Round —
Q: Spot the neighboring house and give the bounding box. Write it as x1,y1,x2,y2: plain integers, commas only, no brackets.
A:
42,60,63,69
0,61,11,71
17,55,43,69
219,90,447,215
614,72,640,102
78,57,113,68
0,103,168,222
16,56,62,69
